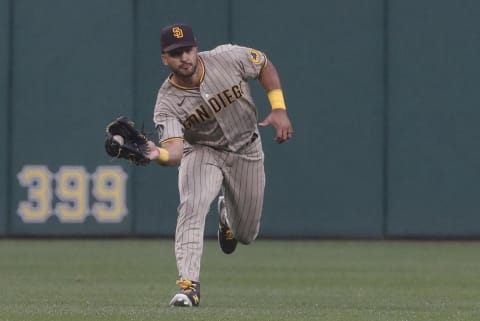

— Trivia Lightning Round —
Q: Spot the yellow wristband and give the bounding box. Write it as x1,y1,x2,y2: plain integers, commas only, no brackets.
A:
267,89,286,110
155,147,170,164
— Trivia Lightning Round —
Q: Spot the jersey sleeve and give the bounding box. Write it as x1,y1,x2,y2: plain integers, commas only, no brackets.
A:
153,93,184,144
231,45,267,81
154,111,183,144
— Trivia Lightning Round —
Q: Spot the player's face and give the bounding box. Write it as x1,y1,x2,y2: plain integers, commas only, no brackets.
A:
162,47,198,78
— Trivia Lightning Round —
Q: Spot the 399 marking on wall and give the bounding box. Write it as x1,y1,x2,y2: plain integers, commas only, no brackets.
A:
16,165,128,224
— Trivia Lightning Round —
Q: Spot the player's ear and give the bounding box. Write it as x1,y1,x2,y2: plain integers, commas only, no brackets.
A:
161,53,168,66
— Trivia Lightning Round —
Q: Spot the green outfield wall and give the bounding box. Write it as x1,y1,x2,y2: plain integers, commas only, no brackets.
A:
1,0,479,238
386,1,480,237
0,0,10,235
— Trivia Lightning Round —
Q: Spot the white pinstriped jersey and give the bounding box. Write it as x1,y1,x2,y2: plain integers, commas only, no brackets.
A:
153,44,267,152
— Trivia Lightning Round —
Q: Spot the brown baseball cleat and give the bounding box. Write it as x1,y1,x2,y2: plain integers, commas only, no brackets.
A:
169,279,200,307
217,196,238,254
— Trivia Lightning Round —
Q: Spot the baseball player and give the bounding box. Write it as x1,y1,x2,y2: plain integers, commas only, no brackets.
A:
145,23,293,307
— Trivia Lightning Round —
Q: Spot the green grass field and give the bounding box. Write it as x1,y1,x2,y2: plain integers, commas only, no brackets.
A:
0,239,479,321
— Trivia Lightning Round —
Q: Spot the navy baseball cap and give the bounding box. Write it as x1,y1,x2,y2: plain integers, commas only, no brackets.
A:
160,23,197,53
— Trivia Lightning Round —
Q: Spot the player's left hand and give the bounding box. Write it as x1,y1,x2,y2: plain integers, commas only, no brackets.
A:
259,109,293,143
145,141,160,160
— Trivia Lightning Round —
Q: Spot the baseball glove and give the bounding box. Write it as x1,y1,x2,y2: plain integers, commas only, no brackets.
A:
104,116,150,166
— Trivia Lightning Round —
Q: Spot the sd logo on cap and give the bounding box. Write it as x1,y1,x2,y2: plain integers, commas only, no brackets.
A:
161,23,197,53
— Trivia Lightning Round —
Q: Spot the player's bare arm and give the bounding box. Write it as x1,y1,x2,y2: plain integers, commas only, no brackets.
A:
257,61,293,143
146,139,183,166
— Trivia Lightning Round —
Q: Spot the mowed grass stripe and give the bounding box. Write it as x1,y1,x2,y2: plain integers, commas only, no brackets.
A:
0,240,479,321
